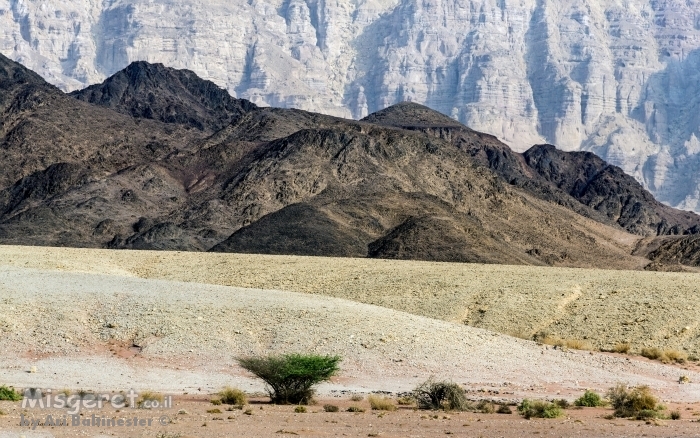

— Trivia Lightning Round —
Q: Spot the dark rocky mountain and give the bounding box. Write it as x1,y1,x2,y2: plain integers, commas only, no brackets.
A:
1,54,699,270
70,62,257,132
364,103,700,238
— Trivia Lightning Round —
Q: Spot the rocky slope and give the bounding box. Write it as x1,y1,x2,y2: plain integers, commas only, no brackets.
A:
70,61,258,132
1,55,699,269
3,0,700,212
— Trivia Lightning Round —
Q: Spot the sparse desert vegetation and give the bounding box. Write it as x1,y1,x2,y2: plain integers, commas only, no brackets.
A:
2,248,700,437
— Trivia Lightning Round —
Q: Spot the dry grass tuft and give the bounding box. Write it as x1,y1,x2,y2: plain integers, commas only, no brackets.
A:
137,391,164,408
663,349,687,364
368,395,397,411
219,387,247,406
640,347,687,364
612,343,631,354
540,336,593,350
564,339,593,350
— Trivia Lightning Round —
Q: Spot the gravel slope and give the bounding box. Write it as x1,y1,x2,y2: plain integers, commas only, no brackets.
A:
1,265,699,403
1,246,698,355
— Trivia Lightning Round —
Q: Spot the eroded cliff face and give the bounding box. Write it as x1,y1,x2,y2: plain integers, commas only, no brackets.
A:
2,0,700,211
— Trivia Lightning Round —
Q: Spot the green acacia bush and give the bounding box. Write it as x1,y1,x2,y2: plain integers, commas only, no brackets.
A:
574,390,605,407
412,378,470,411
237,354,341,405
517,399,563,419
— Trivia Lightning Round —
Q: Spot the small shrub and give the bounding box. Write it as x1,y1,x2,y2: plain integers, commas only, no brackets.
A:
640,347,664,361
496,404,512,414
350,394,363,402
210,399,222,405
237,354,341,405
397,396,414,405
219,387,247,406
612,343,631,354
206,408,222,414
0,386,22,401
413,378,470,411
323,404,339,412
607,384,659,418
553,399,570,409
575,390,604,407
294,406,307,413
476,400,495,414
368,395,397,411
347,406,365,412
518,399,563,419
679,375,691,384
636,409,657,420
670,410,681,420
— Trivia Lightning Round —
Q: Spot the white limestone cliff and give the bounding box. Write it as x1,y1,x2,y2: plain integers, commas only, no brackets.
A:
2,0,700,212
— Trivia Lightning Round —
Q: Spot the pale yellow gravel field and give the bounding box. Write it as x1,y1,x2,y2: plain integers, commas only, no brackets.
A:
1,245,699,355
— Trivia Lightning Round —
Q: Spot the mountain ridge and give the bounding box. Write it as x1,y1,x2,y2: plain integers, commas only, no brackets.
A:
0,53,698,270
4,0,700,213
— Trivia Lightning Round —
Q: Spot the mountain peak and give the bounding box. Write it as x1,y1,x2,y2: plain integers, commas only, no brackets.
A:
0,53,55,92
70,61,257,132
362,102,464,129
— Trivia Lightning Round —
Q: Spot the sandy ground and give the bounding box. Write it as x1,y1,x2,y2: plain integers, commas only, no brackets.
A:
1,246,698,354
2,397,700,438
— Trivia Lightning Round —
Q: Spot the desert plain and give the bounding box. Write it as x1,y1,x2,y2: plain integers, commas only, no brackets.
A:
1,245,699,437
